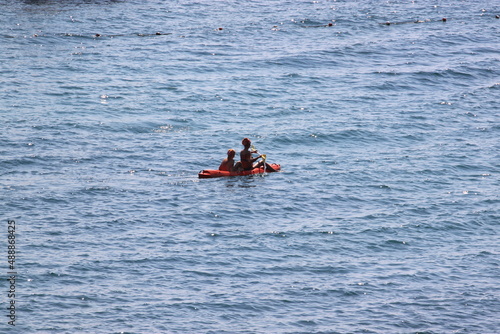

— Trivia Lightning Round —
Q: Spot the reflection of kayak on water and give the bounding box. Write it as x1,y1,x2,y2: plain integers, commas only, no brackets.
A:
198,163,281,179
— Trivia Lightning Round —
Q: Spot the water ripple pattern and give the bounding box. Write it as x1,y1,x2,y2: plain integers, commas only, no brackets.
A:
1,0,499,333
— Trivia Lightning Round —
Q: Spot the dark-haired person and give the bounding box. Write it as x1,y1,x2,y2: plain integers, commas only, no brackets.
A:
239,137,263,171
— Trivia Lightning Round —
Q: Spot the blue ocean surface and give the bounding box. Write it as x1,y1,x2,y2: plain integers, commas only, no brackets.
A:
1,0,499,333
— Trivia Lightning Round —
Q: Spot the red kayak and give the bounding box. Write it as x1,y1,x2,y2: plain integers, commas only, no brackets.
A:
198,163,281,179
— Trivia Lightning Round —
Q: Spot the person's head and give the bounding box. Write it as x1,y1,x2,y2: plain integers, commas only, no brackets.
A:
242,137,251,147
227,149,236,158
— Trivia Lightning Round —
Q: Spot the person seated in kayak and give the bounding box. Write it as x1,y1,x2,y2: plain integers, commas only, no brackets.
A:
237,137,264,171
219,149,236,171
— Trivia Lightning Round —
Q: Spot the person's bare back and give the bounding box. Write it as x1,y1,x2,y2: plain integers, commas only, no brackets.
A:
219,149,236,171
239,138,262,171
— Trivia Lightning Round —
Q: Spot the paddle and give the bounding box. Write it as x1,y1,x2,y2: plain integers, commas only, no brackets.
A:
261,154,267,170
251,145,276,172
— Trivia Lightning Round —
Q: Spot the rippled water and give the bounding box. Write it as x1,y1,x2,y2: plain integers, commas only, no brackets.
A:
1,0,499,333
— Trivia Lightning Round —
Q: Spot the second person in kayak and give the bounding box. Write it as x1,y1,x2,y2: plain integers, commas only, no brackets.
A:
236,137,263,171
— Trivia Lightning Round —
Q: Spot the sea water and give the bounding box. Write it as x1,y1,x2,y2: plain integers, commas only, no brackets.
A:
1,0,499,333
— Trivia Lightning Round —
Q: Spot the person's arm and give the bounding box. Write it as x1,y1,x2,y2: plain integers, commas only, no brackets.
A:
251,155,262,163
219,159,228,171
